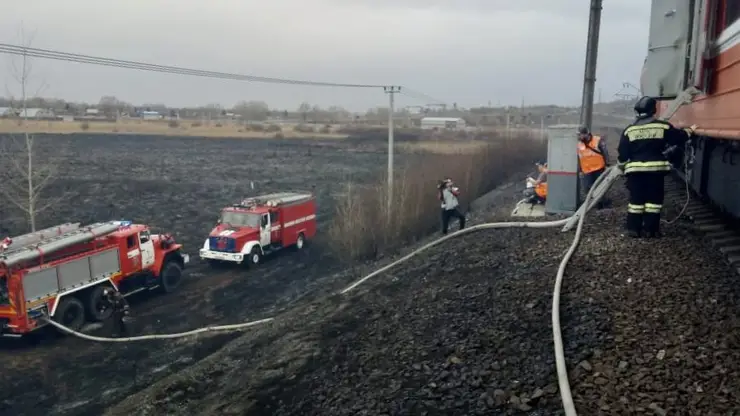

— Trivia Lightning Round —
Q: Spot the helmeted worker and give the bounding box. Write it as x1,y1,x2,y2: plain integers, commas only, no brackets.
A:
617,96,696,238
439,178,465,234
577,126,610,208
101,288,132,338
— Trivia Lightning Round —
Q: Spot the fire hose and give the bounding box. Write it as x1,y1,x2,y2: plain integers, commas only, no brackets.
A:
42,166,619,416
41,160,695,416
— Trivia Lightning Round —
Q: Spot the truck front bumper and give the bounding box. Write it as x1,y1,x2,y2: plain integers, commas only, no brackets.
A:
199,249,243,263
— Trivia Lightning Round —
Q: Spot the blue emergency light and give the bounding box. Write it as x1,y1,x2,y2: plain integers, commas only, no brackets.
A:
114,220,132,227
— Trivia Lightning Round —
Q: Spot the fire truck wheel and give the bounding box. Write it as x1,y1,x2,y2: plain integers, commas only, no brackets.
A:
86,285,114,322
160,261,183,293
295,233,306,251
248,246,262,266
53,297,86,333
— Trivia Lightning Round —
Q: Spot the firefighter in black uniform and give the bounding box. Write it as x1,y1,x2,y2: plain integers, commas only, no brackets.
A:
101,288,131,338
617,96,696,238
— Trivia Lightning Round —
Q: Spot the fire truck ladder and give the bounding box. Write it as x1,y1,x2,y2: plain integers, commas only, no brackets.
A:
2,223,81,253
0,221,122,268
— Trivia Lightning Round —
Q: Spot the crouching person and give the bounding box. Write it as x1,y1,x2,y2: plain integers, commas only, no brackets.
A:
101,288,132,338
440,178,465,235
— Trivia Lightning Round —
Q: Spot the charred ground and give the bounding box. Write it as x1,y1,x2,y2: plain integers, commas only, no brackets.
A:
2,133,740,415
0,133,420,415
105,178,740,415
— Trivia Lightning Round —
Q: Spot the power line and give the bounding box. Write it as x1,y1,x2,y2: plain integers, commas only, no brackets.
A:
400,87,445,105
0,43,387,88
0,43,447,107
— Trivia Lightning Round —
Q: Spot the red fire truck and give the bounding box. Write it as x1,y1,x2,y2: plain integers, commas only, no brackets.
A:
0,221,189,336
200,192,317,266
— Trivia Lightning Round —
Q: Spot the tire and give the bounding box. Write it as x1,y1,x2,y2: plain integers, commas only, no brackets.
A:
248,246,262,267
86,285,114,322
53,297,86,333
294,233,306,251
159,260,183,294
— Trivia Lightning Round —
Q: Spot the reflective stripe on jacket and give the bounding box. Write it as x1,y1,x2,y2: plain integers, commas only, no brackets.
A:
617,118,690,175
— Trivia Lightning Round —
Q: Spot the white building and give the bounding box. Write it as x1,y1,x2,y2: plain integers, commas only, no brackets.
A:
140,111,162,120
19,108,55,119
420,117,466,131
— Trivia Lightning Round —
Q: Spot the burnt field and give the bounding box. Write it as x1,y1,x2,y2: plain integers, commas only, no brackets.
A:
0,133,423,415
104,176,740,416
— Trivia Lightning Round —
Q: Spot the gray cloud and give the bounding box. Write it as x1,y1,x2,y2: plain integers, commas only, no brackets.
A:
0,0,650,111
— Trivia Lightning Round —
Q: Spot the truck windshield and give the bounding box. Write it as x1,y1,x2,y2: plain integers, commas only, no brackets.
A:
221,211,261,228
0,276,9,306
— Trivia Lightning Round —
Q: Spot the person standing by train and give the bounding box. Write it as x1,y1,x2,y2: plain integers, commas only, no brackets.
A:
617,96,696,238
577,126,610,208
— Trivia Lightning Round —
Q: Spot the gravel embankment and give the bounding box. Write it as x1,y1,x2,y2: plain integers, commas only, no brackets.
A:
107,176,740,415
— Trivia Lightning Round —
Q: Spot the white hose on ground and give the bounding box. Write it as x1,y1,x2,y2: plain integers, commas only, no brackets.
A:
42,165,619,416
42,316,274,342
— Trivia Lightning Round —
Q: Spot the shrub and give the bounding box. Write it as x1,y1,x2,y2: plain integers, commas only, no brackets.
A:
293,124,314,133
80,121,89,131
319,124,332,134
215,123,223,127
248,123,265,132
191,121,202,127
326,133,546,260
274,132,285,139
266,124,282,132
168,120,179,128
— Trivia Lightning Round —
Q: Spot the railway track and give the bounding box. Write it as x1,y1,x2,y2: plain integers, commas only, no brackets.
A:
665,174,740,276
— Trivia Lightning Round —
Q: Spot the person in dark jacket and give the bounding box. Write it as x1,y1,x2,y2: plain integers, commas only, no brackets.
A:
102,288,131,338
617,96,696,238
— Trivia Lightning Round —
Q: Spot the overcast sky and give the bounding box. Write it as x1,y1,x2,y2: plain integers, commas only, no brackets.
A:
1,0,649,111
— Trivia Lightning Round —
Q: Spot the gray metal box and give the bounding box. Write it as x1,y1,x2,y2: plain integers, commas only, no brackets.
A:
545,125,580,214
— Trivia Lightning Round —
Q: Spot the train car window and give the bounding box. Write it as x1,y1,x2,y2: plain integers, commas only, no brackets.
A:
269,211,279,222
127,235,136,248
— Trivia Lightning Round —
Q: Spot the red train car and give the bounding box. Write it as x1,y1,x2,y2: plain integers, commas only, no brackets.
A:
642,0,740,216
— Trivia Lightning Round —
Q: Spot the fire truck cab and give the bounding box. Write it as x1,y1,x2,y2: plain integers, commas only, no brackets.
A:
200,192,317,266
0,221,189,336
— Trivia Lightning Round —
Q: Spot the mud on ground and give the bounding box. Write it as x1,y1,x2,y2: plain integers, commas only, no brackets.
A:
0,133,419,416
106,177,740,415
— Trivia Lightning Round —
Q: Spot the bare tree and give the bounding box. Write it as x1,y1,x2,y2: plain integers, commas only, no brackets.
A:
0,28,60,232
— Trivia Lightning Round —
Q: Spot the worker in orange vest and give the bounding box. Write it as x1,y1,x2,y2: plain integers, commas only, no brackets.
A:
534,162,548,201
577,126,610,208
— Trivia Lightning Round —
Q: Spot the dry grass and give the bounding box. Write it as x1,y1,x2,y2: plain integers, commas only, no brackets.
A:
0,119,348,139
327,132,547,260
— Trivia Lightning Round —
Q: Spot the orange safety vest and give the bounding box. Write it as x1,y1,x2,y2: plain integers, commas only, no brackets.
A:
535,182,547,199
577,136,606,174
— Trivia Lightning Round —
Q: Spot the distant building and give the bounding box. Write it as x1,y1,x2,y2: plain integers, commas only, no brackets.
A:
86,108,100,115
0,107,12,117
140,110,162,120
420,117,466,131
17,108,55,119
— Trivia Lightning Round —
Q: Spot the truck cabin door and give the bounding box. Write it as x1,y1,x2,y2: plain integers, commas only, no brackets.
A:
139,230,155,268
259,214,271,246
269,210,282,244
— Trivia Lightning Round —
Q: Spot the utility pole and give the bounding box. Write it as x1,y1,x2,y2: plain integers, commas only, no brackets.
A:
384,86,401,212
579,0,603,131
